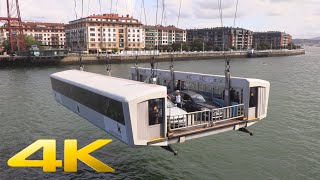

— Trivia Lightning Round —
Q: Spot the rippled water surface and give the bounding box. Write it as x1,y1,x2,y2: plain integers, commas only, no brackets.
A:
1,47,320,179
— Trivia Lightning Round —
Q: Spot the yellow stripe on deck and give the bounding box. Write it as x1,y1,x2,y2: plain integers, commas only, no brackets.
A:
148,137,165,142
242,117,258,121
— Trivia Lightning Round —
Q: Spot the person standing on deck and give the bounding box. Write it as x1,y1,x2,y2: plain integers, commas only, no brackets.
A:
175,90,182,108
176,80,181,91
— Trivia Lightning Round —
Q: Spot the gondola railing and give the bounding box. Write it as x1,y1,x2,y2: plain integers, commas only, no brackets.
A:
168,104,245,131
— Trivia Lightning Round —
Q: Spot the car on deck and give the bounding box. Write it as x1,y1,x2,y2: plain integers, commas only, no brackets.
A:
169,90,223,120
166,99,187,128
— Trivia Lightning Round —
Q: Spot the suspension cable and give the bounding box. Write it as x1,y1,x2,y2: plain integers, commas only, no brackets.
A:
125,0,128,13
155,0,159,52
81,0,84,18
98,0,102,14
139,0,143,22
110,0,113,13
106,54,111,76
177,0,182,27
142,0,147,25
155,0,159,25
87,0,90,16
233,0,239,27
218,0,223,27
160,0,165,25
73,0,78,19
218,0,224,51
115,0,119,14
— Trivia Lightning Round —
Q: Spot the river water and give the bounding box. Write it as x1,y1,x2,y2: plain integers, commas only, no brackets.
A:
0,47,320,179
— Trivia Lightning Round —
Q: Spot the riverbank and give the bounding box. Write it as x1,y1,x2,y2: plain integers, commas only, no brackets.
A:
63,49,305,64
0,49,305,67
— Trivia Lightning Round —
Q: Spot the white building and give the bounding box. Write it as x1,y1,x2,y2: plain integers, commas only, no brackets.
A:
65,13,145,53
0,22,65,49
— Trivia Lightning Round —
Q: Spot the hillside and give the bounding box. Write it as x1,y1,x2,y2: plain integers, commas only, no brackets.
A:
293,39,320,45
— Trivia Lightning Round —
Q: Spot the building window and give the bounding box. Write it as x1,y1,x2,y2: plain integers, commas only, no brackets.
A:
90,28,95,31
90,38,95,41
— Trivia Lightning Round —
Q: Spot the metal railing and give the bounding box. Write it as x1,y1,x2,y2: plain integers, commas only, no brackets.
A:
167,104,245,131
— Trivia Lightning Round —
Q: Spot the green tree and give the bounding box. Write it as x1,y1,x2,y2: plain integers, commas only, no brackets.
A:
171,42,181,52
214,46,221,51
182,42,190,51
1,35,42,53
112,48,118,53
191,39,204,51
24,35,42,50
1,38,10,53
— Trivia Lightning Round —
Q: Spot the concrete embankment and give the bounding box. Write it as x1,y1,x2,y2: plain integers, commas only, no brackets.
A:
0,49,306,67
62,51,247,65
62,49,305,65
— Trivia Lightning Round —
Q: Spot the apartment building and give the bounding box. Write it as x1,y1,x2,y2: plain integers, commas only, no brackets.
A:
187,27,253,50
253,31,292,49
144,25,186,48
0,22,65,48
65,13,144,53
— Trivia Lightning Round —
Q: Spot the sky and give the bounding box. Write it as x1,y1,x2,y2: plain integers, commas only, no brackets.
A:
0,0,319,39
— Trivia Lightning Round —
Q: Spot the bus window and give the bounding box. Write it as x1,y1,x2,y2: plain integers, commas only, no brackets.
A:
148,98,164,126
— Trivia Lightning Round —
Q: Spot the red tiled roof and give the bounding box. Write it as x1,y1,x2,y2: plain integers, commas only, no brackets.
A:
88,13,119,19
87,13,138,21
22,22,65,26
143,25,185,31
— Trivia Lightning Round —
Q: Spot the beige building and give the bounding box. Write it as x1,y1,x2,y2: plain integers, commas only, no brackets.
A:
0,22,65,48
65,13,145,53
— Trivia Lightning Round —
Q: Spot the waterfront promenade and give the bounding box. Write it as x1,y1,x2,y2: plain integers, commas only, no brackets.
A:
61,49,306,65
0,49,305,66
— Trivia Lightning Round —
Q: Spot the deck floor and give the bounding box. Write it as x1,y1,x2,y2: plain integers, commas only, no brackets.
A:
169,119,246,139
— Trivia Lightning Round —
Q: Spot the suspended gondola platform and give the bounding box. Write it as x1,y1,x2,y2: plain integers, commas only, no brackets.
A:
50,64,270,154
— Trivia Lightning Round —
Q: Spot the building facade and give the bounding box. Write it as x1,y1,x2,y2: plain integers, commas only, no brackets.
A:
253,32,292,49
144,25,186,49
0,22,65,48
187,27,253,50
65,14,145,53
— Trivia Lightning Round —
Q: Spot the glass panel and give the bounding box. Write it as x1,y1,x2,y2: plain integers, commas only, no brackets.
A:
148,98,164,126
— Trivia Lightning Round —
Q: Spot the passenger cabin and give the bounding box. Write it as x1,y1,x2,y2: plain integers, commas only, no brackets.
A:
51,70,168,146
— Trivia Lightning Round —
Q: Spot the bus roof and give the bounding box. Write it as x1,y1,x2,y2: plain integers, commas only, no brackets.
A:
51,70,166,102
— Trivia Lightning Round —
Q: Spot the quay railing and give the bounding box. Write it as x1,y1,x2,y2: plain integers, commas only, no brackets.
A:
167,104,245,131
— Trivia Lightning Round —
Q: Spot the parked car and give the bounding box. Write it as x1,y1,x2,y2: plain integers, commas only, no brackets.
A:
169,90,223,120
166,99,187,128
